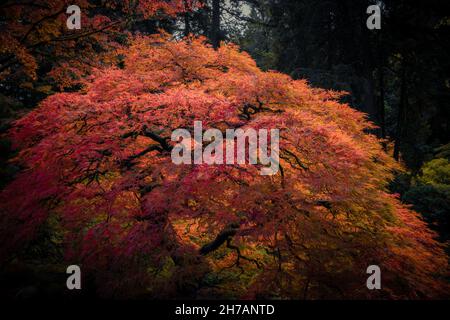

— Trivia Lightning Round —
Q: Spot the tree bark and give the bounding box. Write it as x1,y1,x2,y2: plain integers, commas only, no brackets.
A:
394,62,407,161
184,0,190,37
211,0,221,49
378,59,386,147
199,222,239,255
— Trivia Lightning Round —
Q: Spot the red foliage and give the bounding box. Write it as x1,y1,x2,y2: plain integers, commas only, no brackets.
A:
0,34,448,298
0,0,198,88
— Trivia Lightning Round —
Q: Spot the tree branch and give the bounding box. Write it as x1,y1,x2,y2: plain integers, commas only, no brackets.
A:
199,222,239,255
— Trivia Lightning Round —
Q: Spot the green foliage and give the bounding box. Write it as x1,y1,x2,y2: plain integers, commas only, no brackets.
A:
403,185,450,243
419,158,450,186
399,157,450,244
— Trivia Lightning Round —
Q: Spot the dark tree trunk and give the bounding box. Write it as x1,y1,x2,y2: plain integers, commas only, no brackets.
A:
377,34,386,146
211,0,220,49
184,0,190,37
379,65,386,146
326,10,334,70
394,63,408,161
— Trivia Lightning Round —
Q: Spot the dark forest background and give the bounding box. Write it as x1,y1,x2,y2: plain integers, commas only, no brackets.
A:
0,0,449,254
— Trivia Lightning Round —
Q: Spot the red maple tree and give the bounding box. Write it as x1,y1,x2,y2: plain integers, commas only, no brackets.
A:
0,33,448,298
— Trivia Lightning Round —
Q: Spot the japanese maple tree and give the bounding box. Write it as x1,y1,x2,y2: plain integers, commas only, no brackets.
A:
0,33,448,299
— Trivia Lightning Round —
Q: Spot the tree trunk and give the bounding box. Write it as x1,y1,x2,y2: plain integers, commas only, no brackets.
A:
184,0,190,37
394,63,407,161
378,65,386,148
378,42,386,147
211,0,220,49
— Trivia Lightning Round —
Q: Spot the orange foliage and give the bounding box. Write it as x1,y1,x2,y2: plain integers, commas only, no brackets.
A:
0,0,197,88
0,33,448,298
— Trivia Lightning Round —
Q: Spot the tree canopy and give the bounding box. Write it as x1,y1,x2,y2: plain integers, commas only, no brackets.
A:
0,33,447,299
